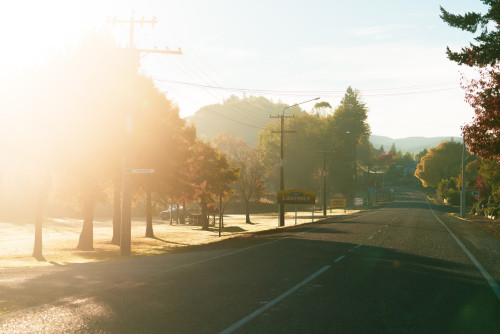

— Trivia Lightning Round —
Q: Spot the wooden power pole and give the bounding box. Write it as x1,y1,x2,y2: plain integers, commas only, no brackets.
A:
106,11,182,256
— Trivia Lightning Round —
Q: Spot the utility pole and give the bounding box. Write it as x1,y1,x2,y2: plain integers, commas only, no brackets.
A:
106,13,183,55
317,141,334,216
270,112,295,227
271,97,319,227
218,185,223,237
107,11,182,256
461,138,466,217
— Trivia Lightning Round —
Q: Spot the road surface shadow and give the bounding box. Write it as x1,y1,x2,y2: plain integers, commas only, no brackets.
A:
389,200,459,213
1,234,499,333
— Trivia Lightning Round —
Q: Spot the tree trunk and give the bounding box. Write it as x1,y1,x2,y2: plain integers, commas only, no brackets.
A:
33,173,51,260
175,203,179,224
180,200,186,224
245,199,251,224
77,195,96,251
221,208,224,228
145,188,154,238
201,197,209,230
111,175,121,245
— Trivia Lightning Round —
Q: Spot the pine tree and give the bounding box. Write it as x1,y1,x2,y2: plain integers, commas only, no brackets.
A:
440,1,500,66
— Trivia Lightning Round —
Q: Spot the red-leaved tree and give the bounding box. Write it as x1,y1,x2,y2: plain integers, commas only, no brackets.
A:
461,66,500,162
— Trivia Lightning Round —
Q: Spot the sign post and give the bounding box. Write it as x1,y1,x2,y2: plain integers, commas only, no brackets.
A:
472,191,480,212
277,189,316,226
331,198,347,213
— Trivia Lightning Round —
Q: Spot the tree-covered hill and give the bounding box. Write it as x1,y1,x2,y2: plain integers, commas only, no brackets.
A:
186,95,303,146
370,135,462,155
186,95,461,153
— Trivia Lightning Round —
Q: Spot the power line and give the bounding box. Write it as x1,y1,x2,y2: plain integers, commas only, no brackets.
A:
151,78,459,97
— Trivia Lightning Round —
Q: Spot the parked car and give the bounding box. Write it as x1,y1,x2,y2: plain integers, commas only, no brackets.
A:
160,205,182,220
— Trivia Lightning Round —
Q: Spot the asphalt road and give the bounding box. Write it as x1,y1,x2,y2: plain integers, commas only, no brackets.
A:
1,188,500,333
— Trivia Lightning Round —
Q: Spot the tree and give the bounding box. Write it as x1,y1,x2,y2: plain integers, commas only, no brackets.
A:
32,172,51,260
128,75,193,238
415,148,428,162
312,101,332,118
415,141,463,188
33,32,140,251
213,133,266,223
188,140,239,230
479,159,500,196
440,1,500,67
326,87,370,201
258,112,326,194
377,152,395,169
441,2,500,162
257,88,371,206
461,66,500,162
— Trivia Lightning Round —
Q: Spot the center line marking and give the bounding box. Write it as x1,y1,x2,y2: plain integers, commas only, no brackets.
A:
334,255,346,263
220,265,331,334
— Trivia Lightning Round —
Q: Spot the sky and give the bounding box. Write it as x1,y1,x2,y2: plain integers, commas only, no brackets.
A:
0,0,488,139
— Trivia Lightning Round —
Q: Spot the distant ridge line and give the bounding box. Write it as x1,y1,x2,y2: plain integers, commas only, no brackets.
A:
369,135,463,154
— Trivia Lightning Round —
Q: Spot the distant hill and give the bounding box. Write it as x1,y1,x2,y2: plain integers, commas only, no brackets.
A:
186,96,461,153
186,95,302,146
369,135,462,154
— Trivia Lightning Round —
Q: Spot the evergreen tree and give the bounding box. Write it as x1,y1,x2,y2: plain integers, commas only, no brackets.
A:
440,1,500,66
326,87,370,202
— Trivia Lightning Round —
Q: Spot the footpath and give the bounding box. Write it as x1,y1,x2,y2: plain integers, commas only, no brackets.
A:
0,209,358,269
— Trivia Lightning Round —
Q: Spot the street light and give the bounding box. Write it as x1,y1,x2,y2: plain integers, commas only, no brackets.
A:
275,97,319,227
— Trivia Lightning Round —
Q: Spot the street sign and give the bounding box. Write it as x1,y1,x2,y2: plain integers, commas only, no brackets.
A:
278,189,315,204
472,191,479,196
354,198,364,206
132,169,155,174
331,198,347,208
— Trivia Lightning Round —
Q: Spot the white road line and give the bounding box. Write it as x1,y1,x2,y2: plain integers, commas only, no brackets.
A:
425,197,500,302
378,230,382,233
220,265,331,334
334,255,346,263
355,244,363,249
385,225,389,227
368,236,373,240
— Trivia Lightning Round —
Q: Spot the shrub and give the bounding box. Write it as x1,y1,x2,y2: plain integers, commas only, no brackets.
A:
446,189,461,206
487,204,500,217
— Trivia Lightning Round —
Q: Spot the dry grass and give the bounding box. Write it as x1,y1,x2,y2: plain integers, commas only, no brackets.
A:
0,209,356,269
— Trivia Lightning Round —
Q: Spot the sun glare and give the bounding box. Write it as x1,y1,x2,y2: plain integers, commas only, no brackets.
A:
0,1,108,67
